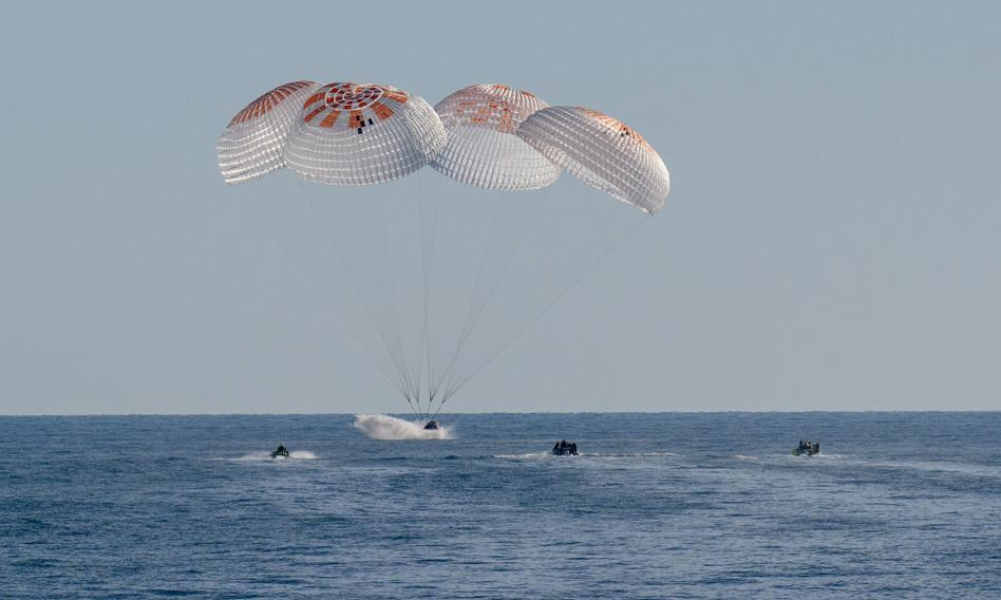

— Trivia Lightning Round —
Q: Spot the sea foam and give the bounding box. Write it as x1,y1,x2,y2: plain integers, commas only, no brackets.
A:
353,414,452,440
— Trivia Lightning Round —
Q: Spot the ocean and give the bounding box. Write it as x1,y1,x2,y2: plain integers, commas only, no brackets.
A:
2,412,1000,599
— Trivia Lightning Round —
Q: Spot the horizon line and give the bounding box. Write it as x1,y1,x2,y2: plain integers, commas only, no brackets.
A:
2,409,998,418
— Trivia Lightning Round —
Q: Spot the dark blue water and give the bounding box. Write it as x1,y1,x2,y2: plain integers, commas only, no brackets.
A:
2,413,1000,599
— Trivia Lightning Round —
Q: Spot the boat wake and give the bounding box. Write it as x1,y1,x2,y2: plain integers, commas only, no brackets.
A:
231,451,318,461
353,414,452,440
494,452,552,460
494,451,677,460
588,452,678,458
788,453,849,461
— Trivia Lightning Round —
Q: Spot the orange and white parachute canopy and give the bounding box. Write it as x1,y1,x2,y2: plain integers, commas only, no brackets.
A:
286,82,445,185
217,81,445,186
431,84,559,191
217,82,670,211
216,81,321,185
515,106,670,214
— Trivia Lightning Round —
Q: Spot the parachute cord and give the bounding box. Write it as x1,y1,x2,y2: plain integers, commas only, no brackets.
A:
240,197,410,400
429,390,451,422
428,195,503,394
440,209,652,402
427,389,438,421
306,197,413,390
429,396,444,421
418,182,441,420
376,194,418,403
402,394,420,420
421,183,444,408
410,184,430,422
432,188,551,396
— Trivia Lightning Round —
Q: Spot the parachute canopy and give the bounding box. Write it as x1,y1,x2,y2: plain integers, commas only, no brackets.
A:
286,82,446,186
431,84,559,191
217,81,320,185
516,106,670,214
216,81,670,213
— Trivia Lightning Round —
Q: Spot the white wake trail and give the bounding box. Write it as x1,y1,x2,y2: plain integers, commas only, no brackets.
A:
230,450,318,461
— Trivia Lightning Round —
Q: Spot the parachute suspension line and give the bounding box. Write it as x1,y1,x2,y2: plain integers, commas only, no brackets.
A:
430,187,553,403
429,392,449,422
418,183,441,422
428,194,503,400
440,203,653,403
400,391,421,421
305,197,414,404
376,193,419,407
409,194,424,423
239,197,411,401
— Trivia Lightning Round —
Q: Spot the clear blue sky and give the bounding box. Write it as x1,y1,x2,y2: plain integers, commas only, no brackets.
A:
2,1,999,414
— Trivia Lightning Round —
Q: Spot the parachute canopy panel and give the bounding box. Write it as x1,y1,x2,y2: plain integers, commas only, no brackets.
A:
285,82,446,186
432,84,560,191
516,107,670,214
216,81,320,185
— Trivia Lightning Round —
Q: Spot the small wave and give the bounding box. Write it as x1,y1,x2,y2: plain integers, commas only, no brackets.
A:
353,414,453,440
865,459,1001,478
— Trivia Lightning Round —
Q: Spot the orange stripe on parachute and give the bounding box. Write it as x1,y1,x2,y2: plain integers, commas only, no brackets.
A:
372,102,394,120
318,110,340,128
382,90,408,104
303,106,326,124
228,81,316,126
303,92,324,109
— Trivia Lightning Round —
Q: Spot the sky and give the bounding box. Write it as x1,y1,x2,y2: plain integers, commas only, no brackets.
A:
1,1,999,415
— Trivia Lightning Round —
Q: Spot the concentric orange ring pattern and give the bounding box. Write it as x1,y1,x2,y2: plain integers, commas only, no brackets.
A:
301,83,410,131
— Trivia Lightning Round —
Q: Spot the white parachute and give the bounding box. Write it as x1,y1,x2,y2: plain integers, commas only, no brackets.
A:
431,84,559,190
217,81,321,185
286,83,445,186
516,106,671,214
216,81,671,423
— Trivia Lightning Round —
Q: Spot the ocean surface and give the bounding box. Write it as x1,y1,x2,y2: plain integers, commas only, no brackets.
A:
2,412,1000,599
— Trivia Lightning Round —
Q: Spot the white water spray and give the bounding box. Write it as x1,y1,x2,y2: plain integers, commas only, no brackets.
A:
353,414,452,440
